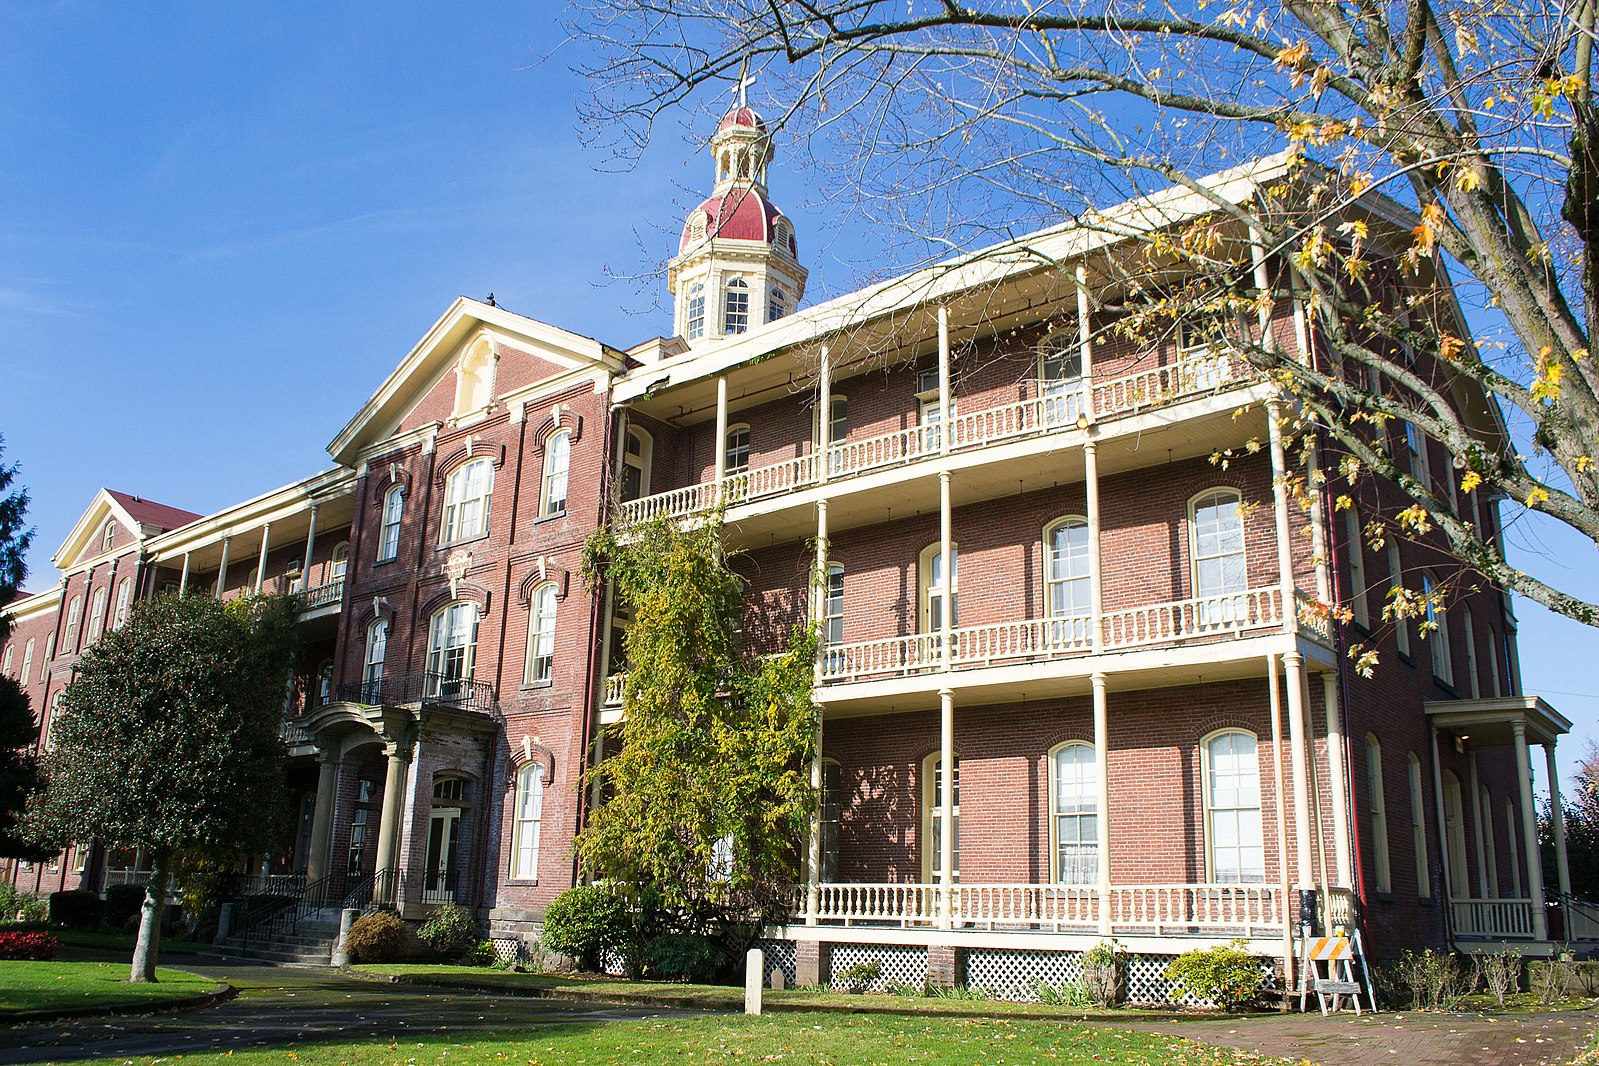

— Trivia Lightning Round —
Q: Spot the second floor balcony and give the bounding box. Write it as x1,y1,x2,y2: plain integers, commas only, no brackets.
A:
336,671,498,716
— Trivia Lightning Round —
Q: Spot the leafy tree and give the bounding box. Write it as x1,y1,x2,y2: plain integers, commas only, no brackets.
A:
0,435,31,635
0,677,46,862
27,593,298,981
1543,741,1599,900
571,0,1599,631
578,513,817,956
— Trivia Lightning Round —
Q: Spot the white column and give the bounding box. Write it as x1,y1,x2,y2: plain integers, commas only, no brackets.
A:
1075,266,1094,414
938,686,955,929
937,305,951,455
214,536,231,599
806,497,830,924
1266,401,1298,632
372,740,412,905
1321,673,1353,887
816,344,832,484
1268,654,1295,987
1469,749,1489,897
178,552,190,596
1546,741,1572,900
1250,229,1274,345
1092,671,1111,935
1306,448,1331,603
254,523,271,593
1085,439,1103,653
714,375,729,484
302,504,320,586
1283,652,1314,891
1512,721,1548,939
305,752,341,882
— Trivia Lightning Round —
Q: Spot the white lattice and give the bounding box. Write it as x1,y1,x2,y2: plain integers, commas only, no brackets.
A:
491,937,524,967
965,948,1086,1001
1125,953,1281,1007
827,944,928,992
760,939,797,985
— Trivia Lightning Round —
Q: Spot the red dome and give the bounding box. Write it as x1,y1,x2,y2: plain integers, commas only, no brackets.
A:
680,188,796,255
717,106,767,134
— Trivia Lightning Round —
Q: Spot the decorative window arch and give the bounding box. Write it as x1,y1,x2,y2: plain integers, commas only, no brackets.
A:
1189,489,1247,603
113,578,133,631
525,582,558,686
362,618,388,698
330,541,350,581
621,427,653,503
685,282,706,340
454,337,496,417
510,761,545,880
724,423,751,475
1044,517,1091,646
377,484,404,562
20,638,33,686
1049,741,1099,885
425,601,479,698
1202,729,1265,883
921,751,959,882
540,429,571,517
1365,733,1392,893
441,458,493,543
723,277,750,335
688,211,707,243
1422,571,1453,685
919,542,958,633
1408,752,1431,898
64,595,82,652
87,587,108,645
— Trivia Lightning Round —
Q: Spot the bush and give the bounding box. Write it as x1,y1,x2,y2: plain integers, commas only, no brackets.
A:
0,882,47,922
461,939,497,967
1082,939,1128,1007
1476,949,1523,1007
1530,957,1577,1005
835,959,883,994
1393,948,1476,1010
0,930,58,960
342,911,421,963
1164,940,1267,1010
1033,979,1094,1007
48,890,99,929
541,886,632,972
645,932,726,983
418,904,479,962
103,884,148,930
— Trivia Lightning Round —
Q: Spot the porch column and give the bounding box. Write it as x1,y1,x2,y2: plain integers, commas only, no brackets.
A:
178,551,190,596
1266,401,1298,633
1512,721,1548,939
713,376,729,485
305,751,341,883
1092,672,1111,935
937,305,951,456
806,496,830,925
1321,674,1353,886
214,535,231,598
372,739,413,905
254,523,271,593
938,686,955,930
301,504,320,586
1075,264,1094,383
816,343,832,483
1469,749,1489,898
1268,654,1295,986
1283,652,1314,891
1546,741,1573,900
1084,438,1103,652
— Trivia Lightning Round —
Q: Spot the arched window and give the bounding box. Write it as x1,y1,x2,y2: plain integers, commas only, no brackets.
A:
525,583,557,686
767,285,786,323
64,595,82,652
922,752,959,881
1365,734,1391,893
1190,489,1247,604
362,619,387,699
454,339,494,416
919,542,958,632
1343,507,1369,629
113,578,133,631
511,762,545,880
723,277,750,334
1480,785,1498,896
1423,571,1452,684
541,429,571,517
724,424,751,475
1505,798,1522,897
426,601,479,698
621,427,652,503
1204,730,1264,883
1388,541,1410,656
101,520,116,553
20,638,33,686
87,587,108,645
685,282,706,340
1442,769,1470,897
377,485,404,562
1,645,10,677
441,458,493,543
1408,753,1431,898
1051,742,1099,884
330,541,350,581
1044,517,1091,646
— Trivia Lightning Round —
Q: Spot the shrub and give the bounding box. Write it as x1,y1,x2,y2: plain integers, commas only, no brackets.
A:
418,904,479,962
1033,979,1094,1007
103,884,149,930
1164,940,1267,1010
0,931,58,960
1394,948,1476,1010
48,890,99,929
1476,949,1523,1007
645,932,726,983
541,886,632,972
835,959,882,994
342,911,421,963
1082,939,1128,1007
459,939,497,967
1531,957,1577,1005
0,882,46,922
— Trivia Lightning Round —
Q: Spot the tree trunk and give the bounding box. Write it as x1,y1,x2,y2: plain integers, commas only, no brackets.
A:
129,855,170,983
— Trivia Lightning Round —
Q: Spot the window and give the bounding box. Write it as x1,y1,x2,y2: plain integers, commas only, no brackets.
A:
113,578,133,631
525,583,557,686
1463,608,1480,698
1045,517,1091,646
815,395,848,447
822,563,844,648
1408,753,1431,898
511,762,544,880
20,638,33,686
1404,421,1431,488
43,634,53,665
723,278,750,334
621,428,652,503
441,459,493,543
541,430,571,517
102,520,116,552
426,602,479,697
1486,628,1502,697
1038,331,1084,425
1,645,10,677
362,619,387,697
724,424,751,474
922,753,960,881
1442,770,1469,898
918,395,955,451
1481,786,1498,896
685,282,706,340
87,587,107,645
1191,490,1247,619
1051,742,1099,884
330,541,350,581
1388,541,1410,656
1344,508,1369,628
316,660,334,706
768,285,786,323
1204,730,1265,883
1505,798,1522,897
377,485,404,562
1423,572,1452,684
1365,734,1392,893
454,339,494,416
920,543,958,632
64,595,82,652
820,759,842,881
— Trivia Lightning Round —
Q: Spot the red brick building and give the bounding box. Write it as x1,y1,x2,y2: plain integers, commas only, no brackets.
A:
2,104,1585,997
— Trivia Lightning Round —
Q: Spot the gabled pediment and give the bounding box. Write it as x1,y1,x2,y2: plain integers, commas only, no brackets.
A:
53,489,201,570
328,297,626,466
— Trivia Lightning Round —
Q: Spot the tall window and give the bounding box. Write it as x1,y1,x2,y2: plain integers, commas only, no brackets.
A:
1038,332,1083,425
101,520,116,553
768,285,787,323
1408,753,1431,898
685,282,706,340
920,543,958,632
377,485,404,562
819,759,842,881
1204,730,1265,883
1404,421,1431,487
1505,798,1521,896
454,340,494,416
441,459,493,543
426,602,479,697
541,429,571,517
87,587,108,645
113,578,133,631
1443,770,1469,898
1480,785,1499,896
20,638,33,686
330,541,350,581
1,645,10,677
621,428,652,502
1365,734,1392,893
1387,541,1410,656
525,583,557,686
1051,742,1099,884
316,660,334,706
723,278,750,334
1423,572,1452,684
923,753,960,881
1487,628,1502,696
822,563,844,648
363,619,387,696
1191,490,1247,618
724,425,751,474
64,595,82,652
1344,508,1369,628
1045,517,1091,645
511,762,544,880
1463,607,1480,697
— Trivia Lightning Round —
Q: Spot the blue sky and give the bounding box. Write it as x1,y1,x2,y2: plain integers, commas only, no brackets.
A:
2,3,1592,790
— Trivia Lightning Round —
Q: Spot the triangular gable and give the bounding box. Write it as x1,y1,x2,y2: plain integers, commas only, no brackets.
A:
53,489,199,570
327,297,627,466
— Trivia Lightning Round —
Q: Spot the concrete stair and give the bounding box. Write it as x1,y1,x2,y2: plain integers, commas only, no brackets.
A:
207,916,341,965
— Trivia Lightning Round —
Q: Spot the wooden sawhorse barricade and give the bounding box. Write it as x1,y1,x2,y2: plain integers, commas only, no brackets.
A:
1297,932,1378,1015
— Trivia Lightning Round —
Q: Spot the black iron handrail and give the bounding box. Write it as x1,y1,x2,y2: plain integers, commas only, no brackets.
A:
334,671,496,714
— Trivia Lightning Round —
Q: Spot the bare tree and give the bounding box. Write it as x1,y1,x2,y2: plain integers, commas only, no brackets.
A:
566,0,1599,637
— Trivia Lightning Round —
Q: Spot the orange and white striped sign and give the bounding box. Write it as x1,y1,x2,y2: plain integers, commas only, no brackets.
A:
1302,935,1352,961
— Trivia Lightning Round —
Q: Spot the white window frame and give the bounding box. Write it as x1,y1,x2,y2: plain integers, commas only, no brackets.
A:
511,762,544,880
441,458,493,544
767,284,786,323
1044,516,1092,647
425,601,479,697
525,582,557,686
822,562,844,647
20,638,33,686
1049,741,1099,885
919,542,958,633
113,578,133,631
724,423,751,474
1190,489,1248,621
1404,421,1431,488
685,282,706,340
362,619,388,694
87,587,107,645
621,427,652,503
1387,541,1410,657
377,485,404,562
101,520,116,553
1505,798,1521,897
1365,733,1392,893
1344,507,1369,628
1442,770,1469,898
1037,329,1084,425
1202,729,1266,883
64,595,82,652
723,277,750,335
1481,785,1499,896
453,338,495,419
921,751,960,882
1,645,10,677
1423,571,1452,685
330,541,350,581
1408,752,1431,899
541,429,572,517
1463,607,1481,698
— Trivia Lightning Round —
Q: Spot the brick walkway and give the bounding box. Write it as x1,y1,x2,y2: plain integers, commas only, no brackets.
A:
1119,1007,1595,1066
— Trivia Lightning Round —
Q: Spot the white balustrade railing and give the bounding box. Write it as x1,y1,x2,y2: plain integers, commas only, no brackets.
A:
1101,588,1282,651
809,882,941,926
1452,898,1535,939
819,632,941,683
1104,883,1285,936
723,453,817,506
602,673,626,707
1091,350,1248,419
953,883,1101,931
299,577,345,611
1295,591,1334,645
829,424,928,479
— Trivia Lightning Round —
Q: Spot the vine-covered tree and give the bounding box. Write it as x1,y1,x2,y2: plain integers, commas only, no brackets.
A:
570,0,1599,636
579,513,817,956
27,593,299,981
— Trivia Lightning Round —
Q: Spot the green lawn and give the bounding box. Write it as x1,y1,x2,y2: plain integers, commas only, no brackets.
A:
48,1013,1297,1066
0,923,212,955
0,960,217,1016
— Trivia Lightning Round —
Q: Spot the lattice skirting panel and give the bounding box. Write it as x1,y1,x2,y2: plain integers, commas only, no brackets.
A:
827,944,928,993
759,939,797,985
965,948,1086,1001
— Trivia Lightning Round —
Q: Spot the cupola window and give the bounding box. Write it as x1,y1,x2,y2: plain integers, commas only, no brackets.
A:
685,283,706,341
723,278,750,335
